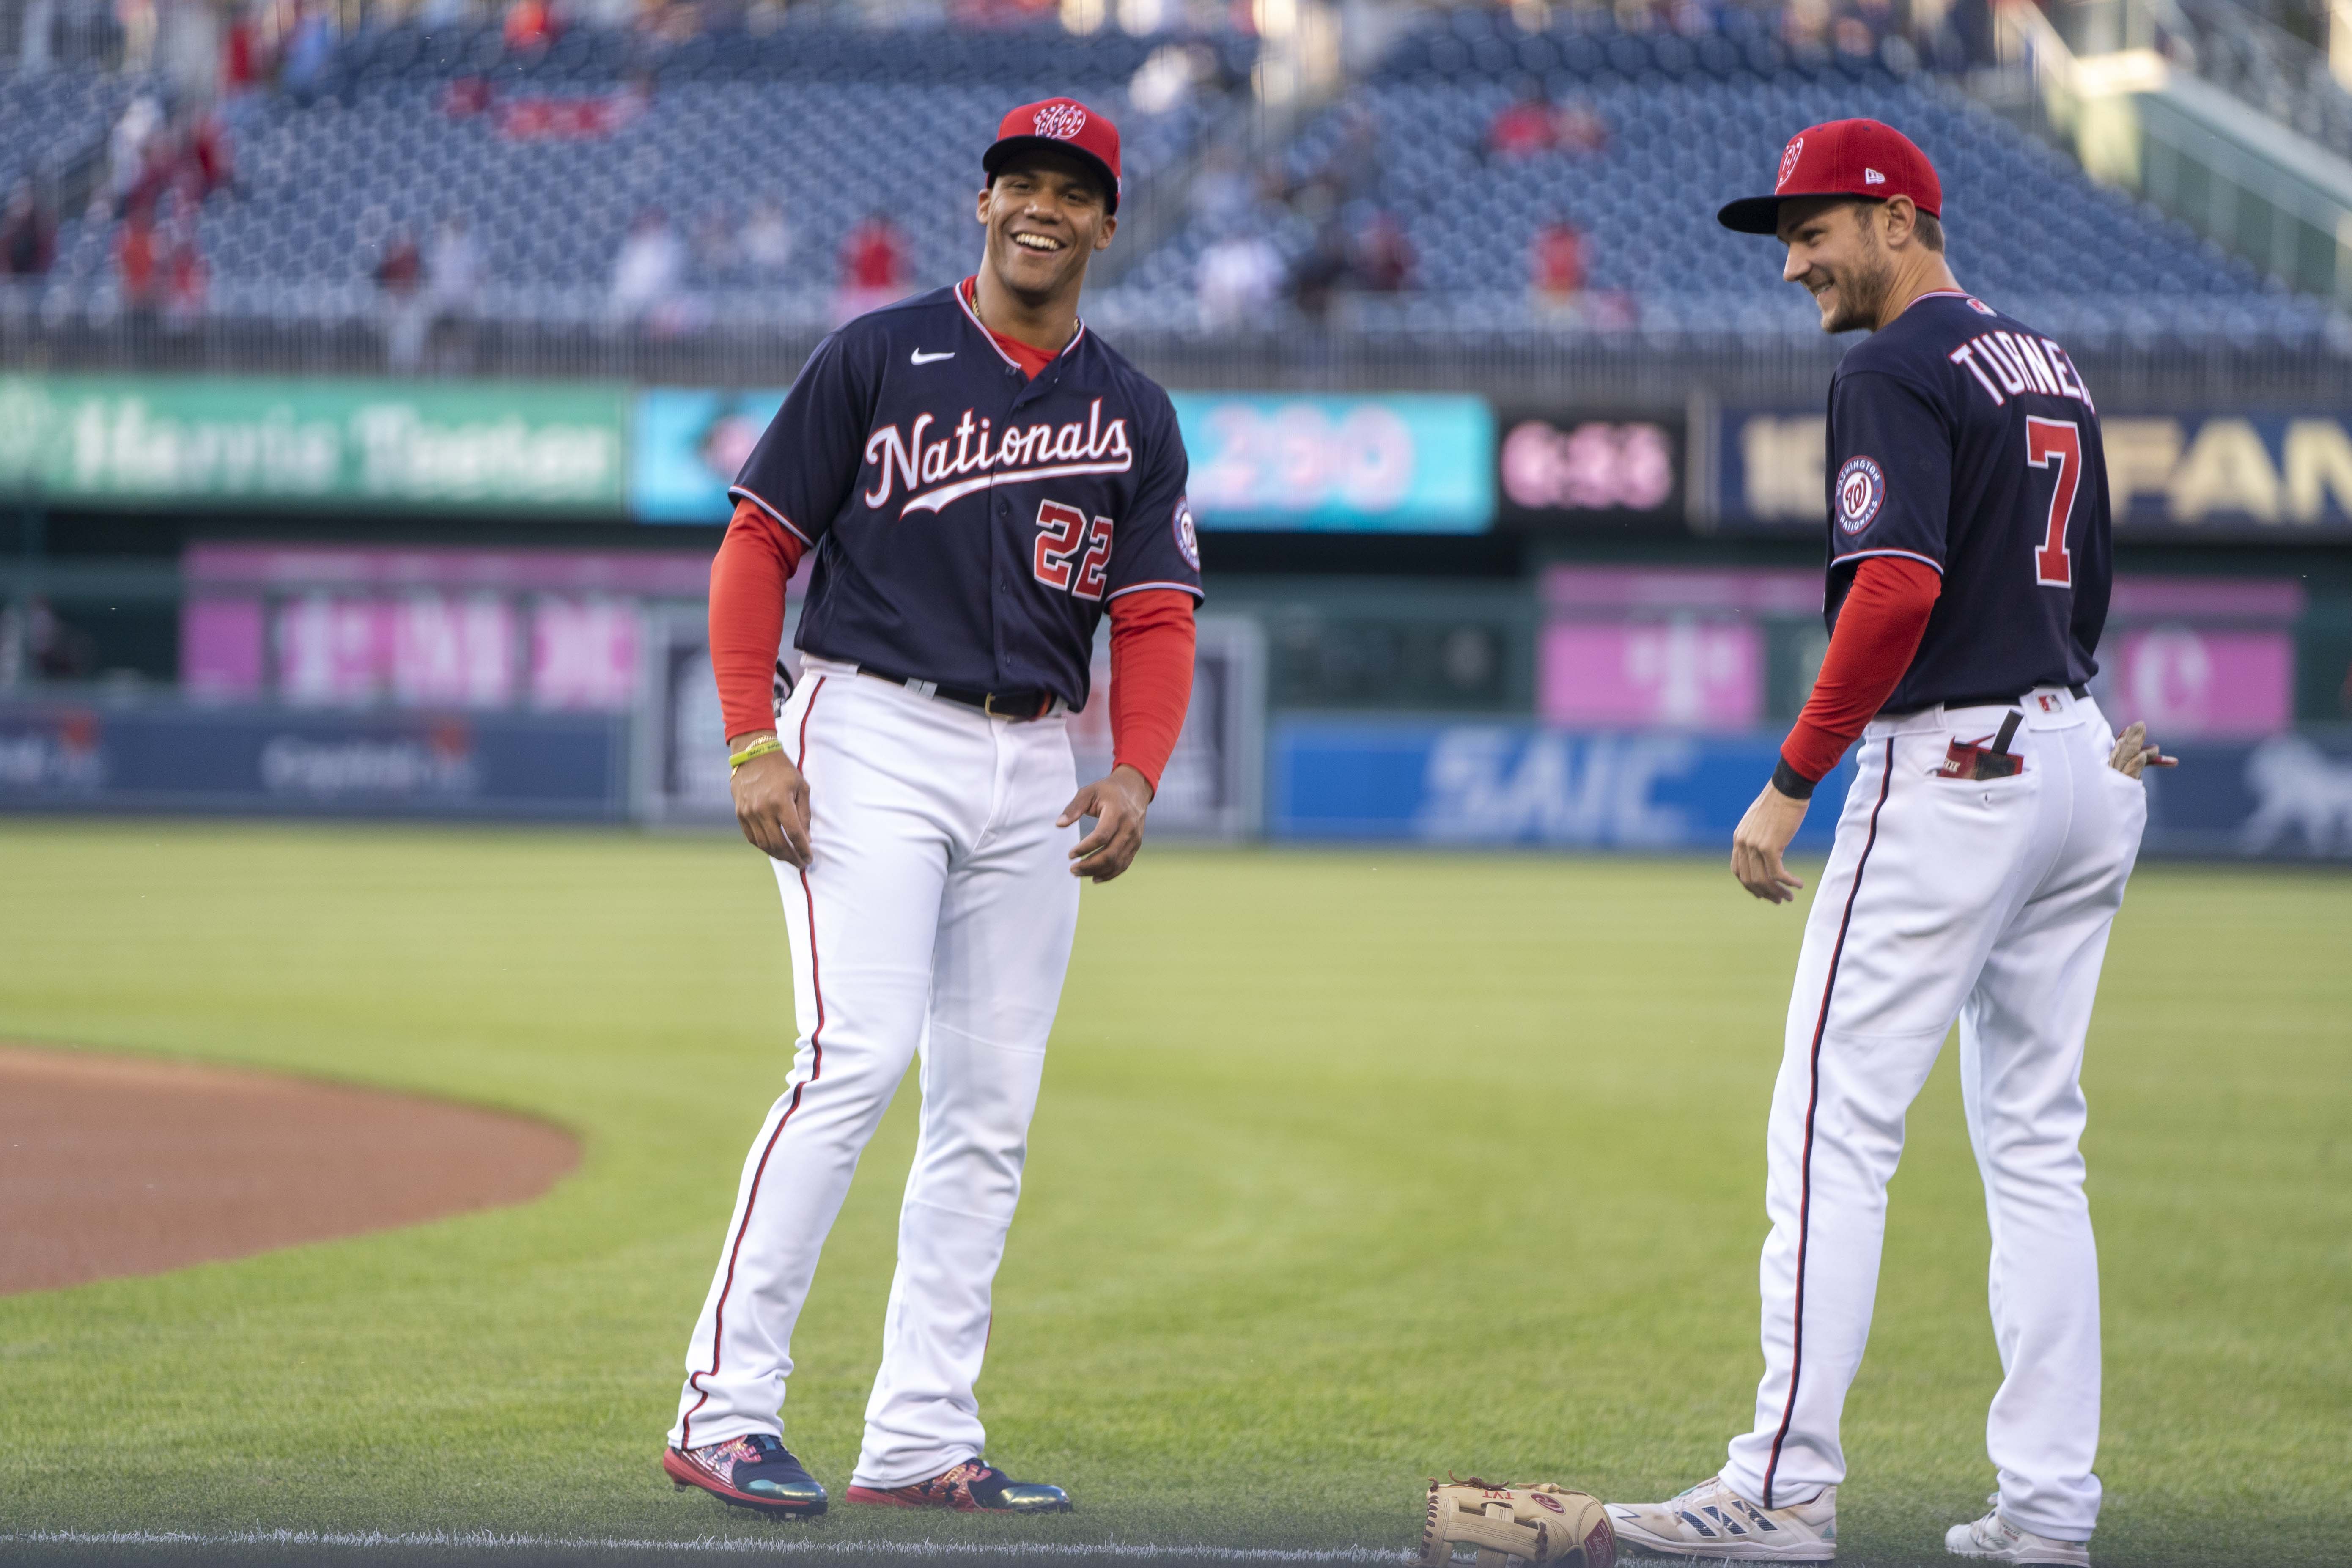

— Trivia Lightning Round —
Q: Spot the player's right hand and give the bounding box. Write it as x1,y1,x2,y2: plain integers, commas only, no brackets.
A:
1731,781,1810,904
2107,720,2177,780
728,732,812,867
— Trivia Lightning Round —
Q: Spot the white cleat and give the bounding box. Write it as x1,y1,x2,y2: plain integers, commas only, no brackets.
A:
1606,1475,1836,1561
1944,1496,2090,1565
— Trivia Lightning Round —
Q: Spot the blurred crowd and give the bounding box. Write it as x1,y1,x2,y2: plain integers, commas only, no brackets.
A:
1188,80,1633,330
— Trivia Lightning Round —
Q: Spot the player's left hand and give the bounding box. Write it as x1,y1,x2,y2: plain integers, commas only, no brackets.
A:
1731,782,1811,904
2108,720,2178,780
1059,764,1153,882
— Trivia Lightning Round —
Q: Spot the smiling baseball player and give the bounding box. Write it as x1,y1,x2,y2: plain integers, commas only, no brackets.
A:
661,97,1201,1519
1603,121,2174,1565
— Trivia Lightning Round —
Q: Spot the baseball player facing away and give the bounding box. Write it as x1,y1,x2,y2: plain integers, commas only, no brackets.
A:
1606,121,2175,1565
660,97,1202,1519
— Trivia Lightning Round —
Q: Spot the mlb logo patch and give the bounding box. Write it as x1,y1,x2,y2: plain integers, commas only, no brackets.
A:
1967,297,1997,315
1835,456,1886,535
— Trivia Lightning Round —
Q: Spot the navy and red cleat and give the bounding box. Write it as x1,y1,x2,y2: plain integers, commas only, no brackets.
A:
845,1458,1070,1514
663,1433,827,1518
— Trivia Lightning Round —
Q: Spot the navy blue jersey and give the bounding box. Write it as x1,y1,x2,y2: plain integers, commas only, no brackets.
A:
730,283,1202,709
1821,290,2111,712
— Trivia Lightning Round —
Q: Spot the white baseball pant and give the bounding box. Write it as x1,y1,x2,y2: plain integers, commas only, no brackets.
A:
670,658,1081,1488
1721,687,2146,1543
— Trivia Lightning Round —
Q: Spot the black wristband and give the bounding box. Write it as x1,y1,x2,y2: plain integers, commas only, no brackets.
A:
1770,756,1818,800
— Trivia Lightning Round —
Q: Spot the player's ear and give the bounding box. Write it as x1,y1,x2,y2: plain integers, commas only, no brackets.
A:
1093,212,1117,252
976,183,992,225
1883,195,1916,249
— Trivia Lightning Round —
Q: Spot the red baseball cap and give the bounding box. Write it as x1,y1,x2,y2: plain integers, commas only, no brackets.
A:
984,97,1122,214
1718,118,1941,234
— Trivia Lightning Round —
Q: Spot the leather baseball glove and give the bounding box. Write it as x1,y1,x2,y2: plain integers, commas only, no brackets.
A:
1419,1477,1617,1568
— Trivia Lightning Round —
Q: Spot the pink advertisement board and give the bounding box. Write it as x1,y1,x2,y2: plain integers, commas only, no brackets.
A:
2105,630,2293,739
180,544,713,712
1541,620,1764,729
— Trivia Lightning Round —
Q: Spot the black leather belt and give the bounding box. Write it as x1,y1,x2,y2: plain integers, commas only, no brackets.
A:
1884,682,2088,719
857,665,1056,721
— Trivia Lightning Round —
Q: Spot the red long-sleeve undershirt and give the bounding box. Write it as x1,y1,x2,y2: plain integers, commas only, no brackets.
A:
708,509,1198,794
1774,555,1943,795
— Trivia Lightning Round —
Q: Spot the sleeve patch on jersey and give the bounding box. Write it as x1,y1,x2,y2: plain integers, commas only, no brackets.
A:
1835,456,1887,535
1174,496,1201,569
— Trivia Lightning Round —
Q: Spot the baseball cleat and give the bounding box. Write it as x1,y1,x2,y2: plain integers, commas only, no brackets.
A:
845,1458,1070,1513
1606,1476,1835,1561
1944,1496,2090,1565
663,1433,827,1518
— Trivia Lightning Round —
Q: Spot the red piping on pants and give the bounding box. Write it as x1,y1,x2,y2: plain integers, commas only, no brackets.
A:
1761,738,1896,1508
680,676,829,1448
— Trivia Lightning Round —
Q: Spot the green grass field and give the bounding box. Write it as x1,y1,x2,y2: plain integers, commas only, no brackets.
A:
0,821,2344,1565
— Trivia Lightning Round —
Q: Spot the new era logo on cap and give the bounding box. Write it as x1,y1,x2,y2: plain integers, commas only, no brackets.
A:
984,96,1122,214
1721,118,1942,234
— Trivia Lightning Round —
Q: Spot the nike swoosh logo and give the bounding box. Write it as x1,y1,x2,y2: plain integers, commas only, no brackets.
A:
910,349,955,365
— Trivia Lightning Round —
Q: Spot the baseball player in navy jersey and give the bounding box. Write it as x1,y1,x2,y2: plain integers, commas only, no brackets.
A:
1605,121,2175,1565
660,97,1202,1519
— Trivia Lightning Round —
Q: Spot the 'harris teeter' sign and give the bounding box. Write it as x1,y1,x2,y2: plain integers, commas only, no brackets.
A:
0,376,628,515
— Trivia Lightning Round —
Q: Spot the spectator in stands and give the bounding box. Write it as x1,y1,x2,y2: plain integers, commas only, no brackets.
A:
1,181,56,279
504,0,557,54
107,94,163,211
423,214,483,368
691,203,736,283
611,207,686,323
163,194,207,327
186,108,236,200
425,214,482,315
280,0,337,102
1288,217,1353,325
1351,209,1416,294
1530,216,1586,318
1556,95,1609,156
376,226,426,371
834,212,907,322
116,202,163,325
740,198,793,281
221,5,266,118
1488,78,1559,160
1196,228,1282,330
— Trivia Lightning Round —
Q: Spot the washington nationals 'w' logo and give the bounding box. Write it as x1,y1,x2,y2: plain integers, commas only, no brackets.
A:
1776,137,1804,191
1033,102,1087,140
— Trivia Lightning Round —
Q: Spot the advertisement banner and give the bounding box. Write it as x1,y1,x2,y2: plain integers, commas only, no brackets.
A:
0,376,629,514
1270,719,1856,849
1169,393,1494,533
0,703,629,820
631,388,786,524
1710,408,2352,535
2141,733,2352,858
635,610,1264,838
1494,411,1681,528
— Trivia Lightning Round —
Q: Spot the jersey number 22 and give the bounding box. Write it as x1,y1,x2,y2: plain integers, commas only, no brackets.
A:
1034,500,1113,602
2025,416,2080,589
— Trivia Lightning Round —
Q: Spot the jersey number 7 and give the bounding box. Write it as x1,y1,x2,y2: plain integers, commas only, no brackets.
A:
1034,500,1114,602
2025,416,2080,589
